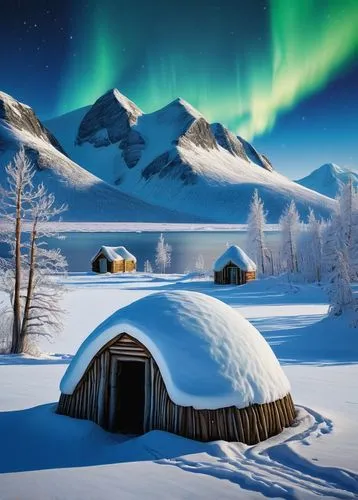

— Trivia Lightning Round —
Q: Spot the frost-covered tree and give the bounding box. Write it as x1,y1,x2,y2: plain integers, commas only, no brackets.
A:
279,201,300,274
349,204,358,280
143,259,153,273
155,233,172,274
194,254,205,273
327,249,353,316
247,190,267,275
0,150,67,353
338,179,354,248
299,209,323,282
338,181,358,280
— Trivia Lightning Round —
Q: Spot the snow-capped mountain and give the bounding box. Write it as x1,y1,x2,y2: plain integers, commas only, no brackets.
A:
45,88,335,223
296,163,358,199
0,91,196,222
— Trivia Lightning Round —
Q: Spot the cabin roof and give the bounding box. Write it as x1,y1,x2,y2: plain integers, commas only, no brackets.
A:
91,246,136,263
60,291,290,410
214,245,256,272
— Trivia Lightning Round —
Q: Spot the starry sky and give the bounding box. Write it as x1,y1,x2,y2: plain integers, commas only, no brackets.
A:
0,0,357,178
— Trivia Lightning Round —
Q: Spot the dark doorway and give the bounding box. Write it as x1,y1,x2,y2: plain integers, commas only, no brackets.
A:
116,361,145,434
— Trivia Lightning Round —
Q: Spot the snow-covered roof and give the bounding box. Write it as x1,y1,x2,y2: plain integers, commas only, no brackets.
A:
91,246,136,263
214,245,256,272
60,291,290,409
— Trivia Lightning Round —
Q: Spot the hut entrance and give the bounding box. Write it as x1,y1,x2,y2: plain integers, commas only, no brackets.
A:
116,360,145,434
99,258,107,273
229,267,237,284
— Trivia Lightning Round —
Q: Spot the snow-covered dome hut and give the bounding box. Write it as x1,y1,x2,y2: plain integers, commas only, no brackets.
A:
91,245,136,273
214,245,256,285
57,291,295,443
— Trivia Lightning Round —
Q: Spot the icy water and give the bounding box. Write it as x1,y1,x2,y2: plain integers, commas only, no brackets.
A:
0,231,279,272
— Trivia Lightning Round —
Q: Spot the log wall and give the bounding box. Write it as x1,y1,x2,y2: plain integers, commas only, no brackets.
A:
91,255,136,273
57,333,295,443
214,262,256,285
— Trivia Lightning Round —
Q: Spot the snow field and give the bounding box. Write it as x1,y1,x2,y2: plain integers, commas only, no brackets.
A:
0,273,357,499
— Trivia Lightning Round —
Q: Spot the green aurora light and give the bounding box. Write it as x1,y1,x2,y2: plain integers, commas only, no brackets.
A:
58,0,358,140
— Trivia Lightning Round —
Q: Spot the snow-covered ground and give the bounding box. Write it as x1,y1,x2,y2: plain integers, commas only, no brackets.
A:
0,273,358,499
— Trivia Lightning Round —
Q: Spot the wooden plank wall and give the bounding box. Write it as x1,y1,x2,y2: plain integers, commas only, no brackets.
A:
214,263,256,285
149,360,295,443
92,256,136,273
57,334,295,444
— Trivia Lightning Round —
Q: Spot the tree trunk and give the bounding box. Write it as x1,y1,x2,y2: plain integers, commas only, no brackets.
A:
10,185,22,354
21,218,38,346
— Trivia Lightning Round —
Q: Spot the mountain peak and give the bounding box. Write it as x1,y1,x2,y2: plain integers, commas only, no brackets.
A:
109,88,143,116
296,163,358,198
159,97,203,120
0,90,65,155
316,163,343,176
76,89,142,147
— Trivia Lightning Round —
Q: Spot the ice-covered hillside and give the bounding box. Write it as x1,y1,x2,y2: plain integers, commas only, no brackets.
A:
0,91,197,222
296,163,358,199
46,89,336,223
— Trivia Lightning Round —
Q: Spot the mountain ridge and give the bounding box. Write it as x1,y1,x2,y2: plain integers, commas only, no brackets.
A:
45,88,335,223
0,91,200,222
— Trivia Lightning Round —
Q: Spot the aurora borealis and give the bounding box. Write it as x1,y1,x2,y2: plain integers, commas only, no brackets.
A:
0,0,357,176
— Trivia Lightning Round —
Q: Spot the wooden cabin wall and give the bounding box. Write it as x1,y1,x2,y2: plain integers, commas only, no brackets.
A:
92,257,136,273
214,262,256,285
58,334,295,444
111,260,124,273
214,262,242,285
92,259,100,273
124,260,136,272
149,360,295,443
245,271,256,282
92,254,111,273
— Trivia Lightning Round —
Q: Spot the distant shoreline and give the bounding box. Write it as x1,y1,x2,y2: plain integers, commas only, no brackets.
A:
0,222,280,233
33,222,281,233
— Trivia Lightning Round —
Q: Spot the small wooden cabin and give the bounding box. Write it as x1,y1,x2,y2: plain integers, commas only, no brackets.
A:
214,245,256,285
57,291,295,444
91,246,136,274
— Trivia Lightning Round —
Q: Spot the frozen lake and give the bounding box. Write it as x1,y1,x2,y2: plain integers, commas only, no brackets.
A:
0,231,280,272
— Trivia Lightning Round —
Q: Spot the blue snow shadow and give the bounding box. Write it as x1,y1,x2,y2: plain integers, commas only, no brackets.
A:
1,404,357,499
0,354,73,365
252,315,358,365
0,403,204,473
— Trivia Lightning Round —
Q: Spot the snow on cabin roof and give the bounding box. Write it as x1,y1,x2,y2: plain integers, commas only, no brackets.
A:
214,245,256,272
91,246,136,263
60,291,290,409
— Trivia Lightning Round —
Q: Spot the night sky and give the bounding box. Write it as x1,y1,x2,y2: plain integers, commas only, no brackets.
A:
0,0,357,178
